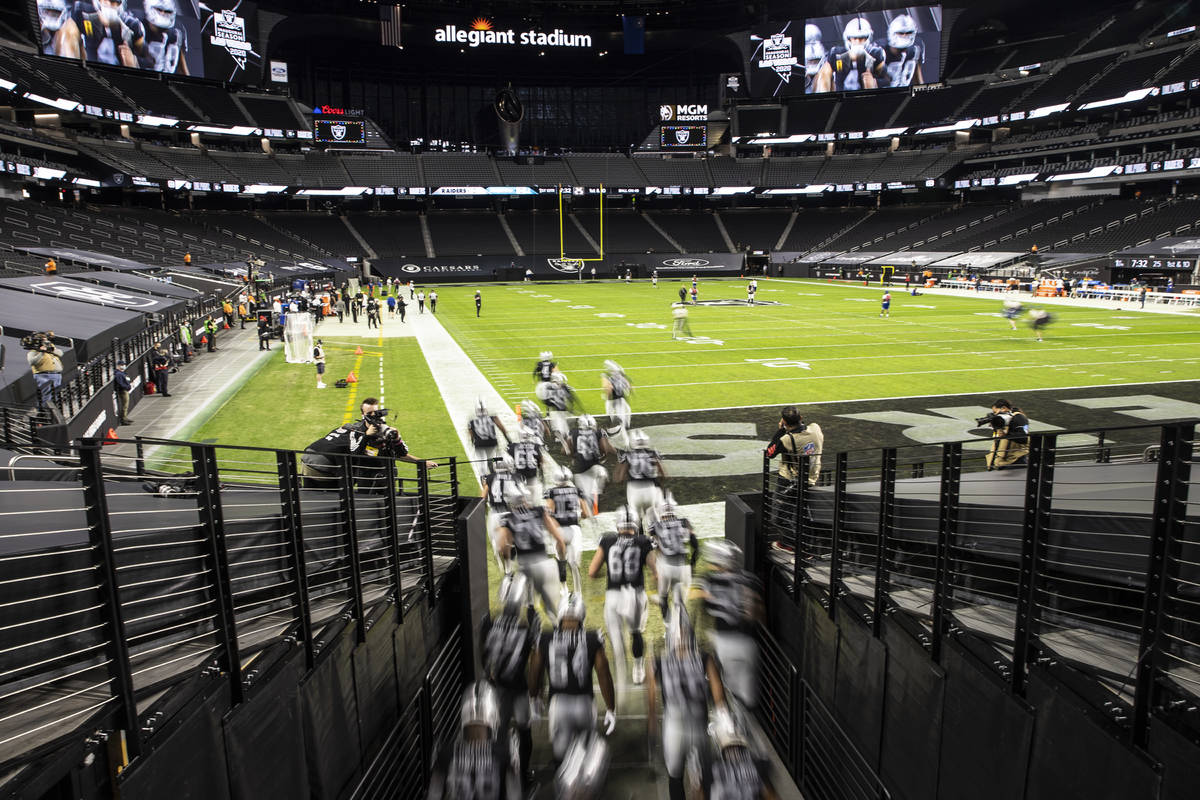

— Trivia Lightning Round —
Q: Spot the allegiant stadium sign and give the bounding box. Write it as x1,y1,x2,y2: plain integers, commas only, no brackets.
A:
434,20,593,48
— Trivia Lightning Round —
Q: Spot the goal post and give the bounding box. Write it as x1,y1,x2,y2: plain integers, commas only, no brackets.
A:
558,184,605,275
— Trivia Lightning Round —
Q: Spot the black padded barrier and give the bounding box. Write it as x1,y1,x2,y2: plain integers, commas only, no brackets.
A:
800,586,840,708
223,650,310,800
880,617,945,800
1149,717,1200,800
833,602,887,768
936,637,1034,800
300,632,363,800
1024,669,1160,800
353,606,402,762
118,687,232,800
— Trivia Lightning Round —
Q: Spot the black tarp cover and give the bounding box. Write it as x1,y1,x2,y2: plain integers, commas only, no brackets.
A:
0,275,186,315
16,246,156,272
0,292,143,360
64,270,204,300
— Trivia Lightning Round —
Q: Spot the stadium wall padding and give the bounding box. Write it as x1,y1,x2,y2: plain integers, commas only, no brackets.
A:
879,616,945,800
300,626,363,799
832,603,886,768
223,649,310,800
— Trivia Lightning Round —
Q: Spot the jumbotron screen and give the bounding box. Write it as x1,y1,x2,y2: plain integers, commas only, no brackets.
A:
33,0,259,84
749,6,942,97
314,119,366,146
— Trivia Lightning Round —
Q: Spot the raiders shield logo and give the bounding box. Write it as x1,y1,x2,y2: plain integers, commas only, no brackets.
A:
675,129,690,144
331,123,347,141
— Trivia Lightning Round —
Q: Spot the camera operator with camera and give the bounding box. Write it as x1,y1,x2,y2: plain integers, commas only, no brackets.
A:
979,398,1030,471
300,397,438,491
764,405,824,530
23,331,64,409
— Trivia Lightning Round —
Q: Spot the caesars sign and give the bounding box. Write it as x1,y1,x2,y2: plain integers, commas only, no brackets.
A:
434,19,593,48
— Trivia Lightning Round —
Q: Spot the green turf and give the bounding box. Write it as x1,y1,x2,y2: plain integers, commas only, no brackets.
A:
183,335,475,487
437,278,1200,413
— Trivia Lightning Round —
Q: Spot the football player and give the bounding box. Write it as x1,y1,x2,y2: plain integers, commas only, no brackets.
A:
563,413,614,522
601,360,632,449
497,483,566,619
589,505,657,690
545,465,589,594
73,0,145,67
705,707,778,800
803,22,825,94
613,429,666,526
517,398,550,448
648,492,698,616
483,453,520,571
468,397,510,467
1029,308,1052,342
1003,299,1023,331
39,0,81,59
480,574,540,787
746,280,758,305
554,730,610,800
138,0,188,74
537,372,579,449
533,350,557,386
646,604,726,800
527,594,617,761
878,13,924,89
508,425,547,500
694,540,764,711
814,17,886,92
427,681,521,800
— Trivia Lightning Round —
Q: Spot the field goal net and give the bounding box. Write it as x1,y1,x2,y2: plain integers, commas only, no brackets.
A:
283,312,315,364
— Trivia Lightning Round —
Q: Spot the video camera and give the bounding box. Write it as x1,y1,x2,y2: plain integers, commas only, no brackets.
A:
20,332,55,352
975,411,1011,430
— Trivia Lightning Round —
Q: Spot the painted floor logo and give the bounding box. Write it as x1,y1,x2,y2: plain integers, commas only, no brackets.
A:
691,298,782,307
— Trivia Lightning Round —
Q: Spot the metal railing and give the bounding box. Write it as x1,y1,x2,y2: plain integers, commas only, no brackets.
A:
0,435,462,778
761,420,1199,748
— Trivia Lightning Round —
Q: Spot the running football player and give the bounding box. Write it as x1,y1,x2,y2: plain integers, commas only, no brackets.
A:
614,429,666,525
589,505,657,690
545,465,590,593
480,574,540,787
497,483,566,619
694,540,764,711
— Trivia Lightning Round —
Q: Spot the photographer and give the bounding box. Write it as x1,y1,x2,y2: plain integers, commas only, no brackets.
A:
24,332,63,409
300,398,437,491
764,406,823,529
980,398,1030,471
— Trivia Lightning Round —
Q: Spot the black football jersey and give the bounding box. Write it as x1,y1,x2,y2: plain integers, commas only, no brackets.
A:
75,3,145,65
540,628,604,696
534,359,556,382
139,24,186,73
543,383,570,412
823,45,887,91
485,469,518,509
700,572,764,634
623,447,659,482
481,614,538,691
881,40,924,88
655,650,711,717
503,506,548,557
507,441,542,480
469,413,498,447
569,428,606,472
546,484,583,526
606,373,631,399
598,533,654,590
651,516,694,561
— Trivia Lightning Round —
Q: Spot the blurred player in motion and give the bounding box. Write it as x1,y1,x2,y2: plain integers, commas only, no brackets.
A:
1030,308,1052,342
707,707,778,800
648,492,698,616
74,0,145,67
671,303,693,340
695,540,764,711
545,465,589,593
590,505,656,690
533,350,557,388
527,594,617,762
467,398,509,466
880,290,891,318
615,429,666,525
564,414,614,522
509,423,547,499
482,453,519,571
38,0,81,58
497,484,566,618
1003,299,1024,331
602,360,633,448
537,372,578,449
814,17,886,92
480,574,539,787
554,731,610,800
138,0,189,74
879,13,924,88
427,682,521,800
647,603,726,800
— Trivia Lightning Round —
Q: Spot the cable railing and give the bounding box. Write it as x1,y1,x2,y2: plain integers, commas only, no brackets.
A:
0,435,463,780
760,419,1199,750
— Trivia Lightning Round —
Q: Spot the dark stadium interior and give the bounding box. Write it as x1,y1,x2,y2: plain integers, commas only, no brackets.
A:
0,0,1199,798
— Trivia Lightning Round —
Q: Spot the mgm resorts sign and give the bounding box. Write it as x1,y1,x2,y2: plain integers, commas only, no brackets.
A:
434,19,593,48
659,103,709,123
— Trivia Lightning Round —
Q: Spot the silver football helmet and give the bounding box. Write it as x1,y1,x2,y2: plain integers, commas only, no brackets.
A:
475,397,489,416
498,571,529,615
656,491,678,520
554,464,573,485
539,350,553,361
557,591,587,623
496,452,515,473
844,17,873,57
804,22,822,44
577,414,596,429
704,539,743,571
805,41,826,75
144,0,177,29
614,504,638,534
888,14,917,49
39,0,70,31
521,399,542,419
628,429,650,449
603,359,623,375
459,681,501,737
503,481,533,508
664,604,696,656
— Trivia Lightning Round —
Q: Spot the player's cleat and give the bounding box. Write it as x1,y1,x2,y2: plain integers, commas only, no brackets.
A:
632,657,645,684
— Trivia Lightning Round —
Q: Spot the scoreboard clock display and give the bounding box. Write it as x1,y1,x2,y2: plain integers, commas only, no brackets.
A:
1112,256,1195,271
661,125,708,149
314,119,366,145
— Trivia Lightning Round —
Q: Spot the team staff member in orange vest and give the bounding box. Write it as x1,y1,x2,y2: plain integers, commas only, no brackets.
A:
183,252,192,266
44,257,57,275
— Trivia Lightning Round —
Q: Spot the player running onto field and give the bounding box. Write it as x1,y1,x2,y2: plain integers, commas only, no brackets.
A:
1029,308,1052,342
589,505,657,691
1003,299,1023,331
880,291,891,318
